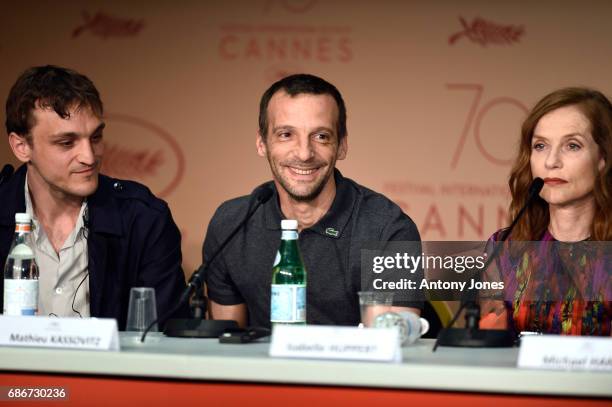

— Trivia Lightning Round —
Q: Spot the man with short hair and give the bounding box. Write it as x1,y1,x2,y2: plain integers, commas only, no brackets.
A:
0,65,188,328
204,74,422,328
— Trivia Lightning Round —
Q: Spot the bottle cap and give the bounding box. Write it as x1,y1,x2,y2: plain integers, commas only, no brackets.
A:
281,219,298,230
15,213,32,224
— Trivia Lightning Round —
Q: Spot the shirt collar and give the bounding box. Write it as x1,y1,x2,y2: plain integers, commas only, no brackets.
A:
263,168,356,239
24,173,89,244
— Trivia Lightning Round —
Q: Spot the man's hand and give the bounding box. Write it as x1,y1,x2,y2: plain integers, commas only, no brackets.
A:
209,300,248,328
390,306,421,316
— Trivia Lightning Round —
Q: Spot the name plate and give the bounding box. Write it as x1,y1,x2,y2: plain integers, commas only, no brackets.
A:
0,316,120,351
269,325,401,363
518,335,612,372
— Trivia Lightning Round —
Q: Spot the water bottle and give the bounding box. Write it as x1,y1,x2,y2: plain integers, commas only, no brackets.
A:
270,219,306,325
3,213,39,316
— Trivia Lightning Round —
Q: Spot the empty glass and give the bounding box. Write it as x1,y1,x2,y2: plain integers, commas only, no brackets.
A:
126,287,158,332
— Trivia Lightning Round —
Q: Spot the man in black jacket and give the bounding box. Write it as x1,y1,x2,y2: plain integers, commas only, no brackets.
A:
0,65,187,329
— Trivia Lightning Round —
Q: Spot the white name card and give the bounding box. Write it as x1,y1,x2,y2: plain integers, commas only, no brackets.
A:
0,315,120,351
269,325,401,363
518,335,612,372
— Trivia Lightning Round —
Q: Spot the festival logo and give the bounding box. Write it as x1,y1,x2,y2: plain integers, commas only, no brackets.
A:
381,84,525,239
72,11,145,39
446,84,528,168
218,24,352,64
101,114,185,198
448,17,524,47
218,0,353,81
382,180,509,240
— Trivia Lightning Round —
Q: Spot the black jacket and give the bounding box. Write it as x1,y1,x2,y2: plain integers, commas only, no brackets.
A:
0,165,188,329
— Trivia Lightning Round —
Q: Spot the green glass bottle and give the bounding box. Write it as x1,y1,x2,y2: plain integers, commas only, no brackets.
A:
270,219,306,325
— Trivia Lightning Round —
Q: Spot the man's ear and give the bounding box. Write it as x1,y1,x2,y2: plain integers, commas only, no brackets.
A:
256,132,267,157
337,133,348,161
8,132,32,163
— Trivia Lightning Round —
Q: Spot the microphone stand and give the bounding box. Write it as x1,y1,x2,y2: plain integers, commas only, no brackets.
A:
139,265,239,341
190,286,207,320
432,251,515,349
433,178,544,350
141,184,274,341
162,266,239,338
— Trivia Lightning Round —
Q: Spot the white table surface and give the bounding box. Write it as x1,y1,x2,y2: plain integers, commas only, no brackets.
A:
0,334,610,398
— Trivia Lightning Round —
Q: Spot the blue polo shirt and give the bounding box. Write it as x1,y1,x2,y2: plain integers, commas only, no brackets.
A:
203,169,423,328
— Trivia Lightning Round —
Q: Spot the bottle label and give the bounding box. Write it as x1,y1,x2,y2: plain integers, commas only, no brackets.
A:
271,284,306,323
15,224,31,233
281,230,298,240
3,279,38,316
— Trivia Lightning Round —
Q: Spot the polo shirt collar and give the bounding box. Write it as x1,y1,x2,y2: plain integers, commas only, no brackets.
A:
263,168,356,239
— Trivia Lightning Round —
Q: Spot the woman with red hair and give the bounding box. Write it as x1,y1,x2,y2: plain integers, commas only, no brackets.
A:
483,87,611,336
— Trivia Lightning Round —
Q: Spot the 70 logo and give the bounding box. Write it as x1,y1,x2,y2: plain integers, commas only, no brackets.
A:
447,84,529,169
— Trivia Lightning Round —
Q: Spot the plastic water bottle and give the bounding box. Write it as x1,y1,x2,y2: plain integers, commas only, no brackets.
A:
270,219,306,325
3,213,39,316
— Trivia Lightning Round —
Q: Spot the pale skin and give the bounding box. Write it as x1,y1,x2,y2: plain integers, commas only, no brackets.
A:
210,92,420,327
8,103,104,254
481,105,606,330
531,105,605,242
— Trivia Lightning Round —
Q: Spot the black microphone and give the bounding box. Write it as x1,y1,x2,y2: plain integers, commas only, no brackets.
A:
433,177,544,350
468,177,544,279
141,183,274,341
499,177,544,241
0,164,14,186
187,183,274,292
469,177,544,276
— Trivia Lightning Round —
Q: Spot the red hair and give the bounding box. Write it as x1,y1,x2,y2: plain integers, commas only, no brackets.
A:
508,87,612,240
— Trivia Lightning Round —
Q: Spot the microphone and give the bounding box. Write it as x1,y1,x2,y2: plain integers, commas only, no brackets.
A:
141,183,274,341
433,178,544,350
499,177,543,241
187,183,273,293
0,164,14,186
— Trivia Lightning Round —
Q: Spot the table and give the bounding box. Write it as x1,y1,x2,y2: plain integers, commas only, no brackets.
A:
0,335,610,406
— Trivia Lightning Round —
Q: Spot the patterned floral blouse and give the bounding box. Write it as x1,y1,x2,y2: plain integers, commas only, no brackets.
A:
488,230,611,336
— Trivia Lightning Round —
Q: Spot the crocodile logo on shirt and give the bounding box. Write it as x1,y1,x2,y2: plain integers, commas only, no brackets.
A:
325,228,339,237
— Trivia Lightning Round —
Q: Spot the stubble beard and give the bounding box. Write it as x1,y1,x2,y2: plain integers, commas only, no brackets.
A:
267,154,335,202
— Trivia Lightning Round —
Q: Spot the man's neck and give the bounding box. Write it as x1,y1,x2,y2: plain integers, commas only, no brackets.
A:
27,169,83,226
277,177,337,231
